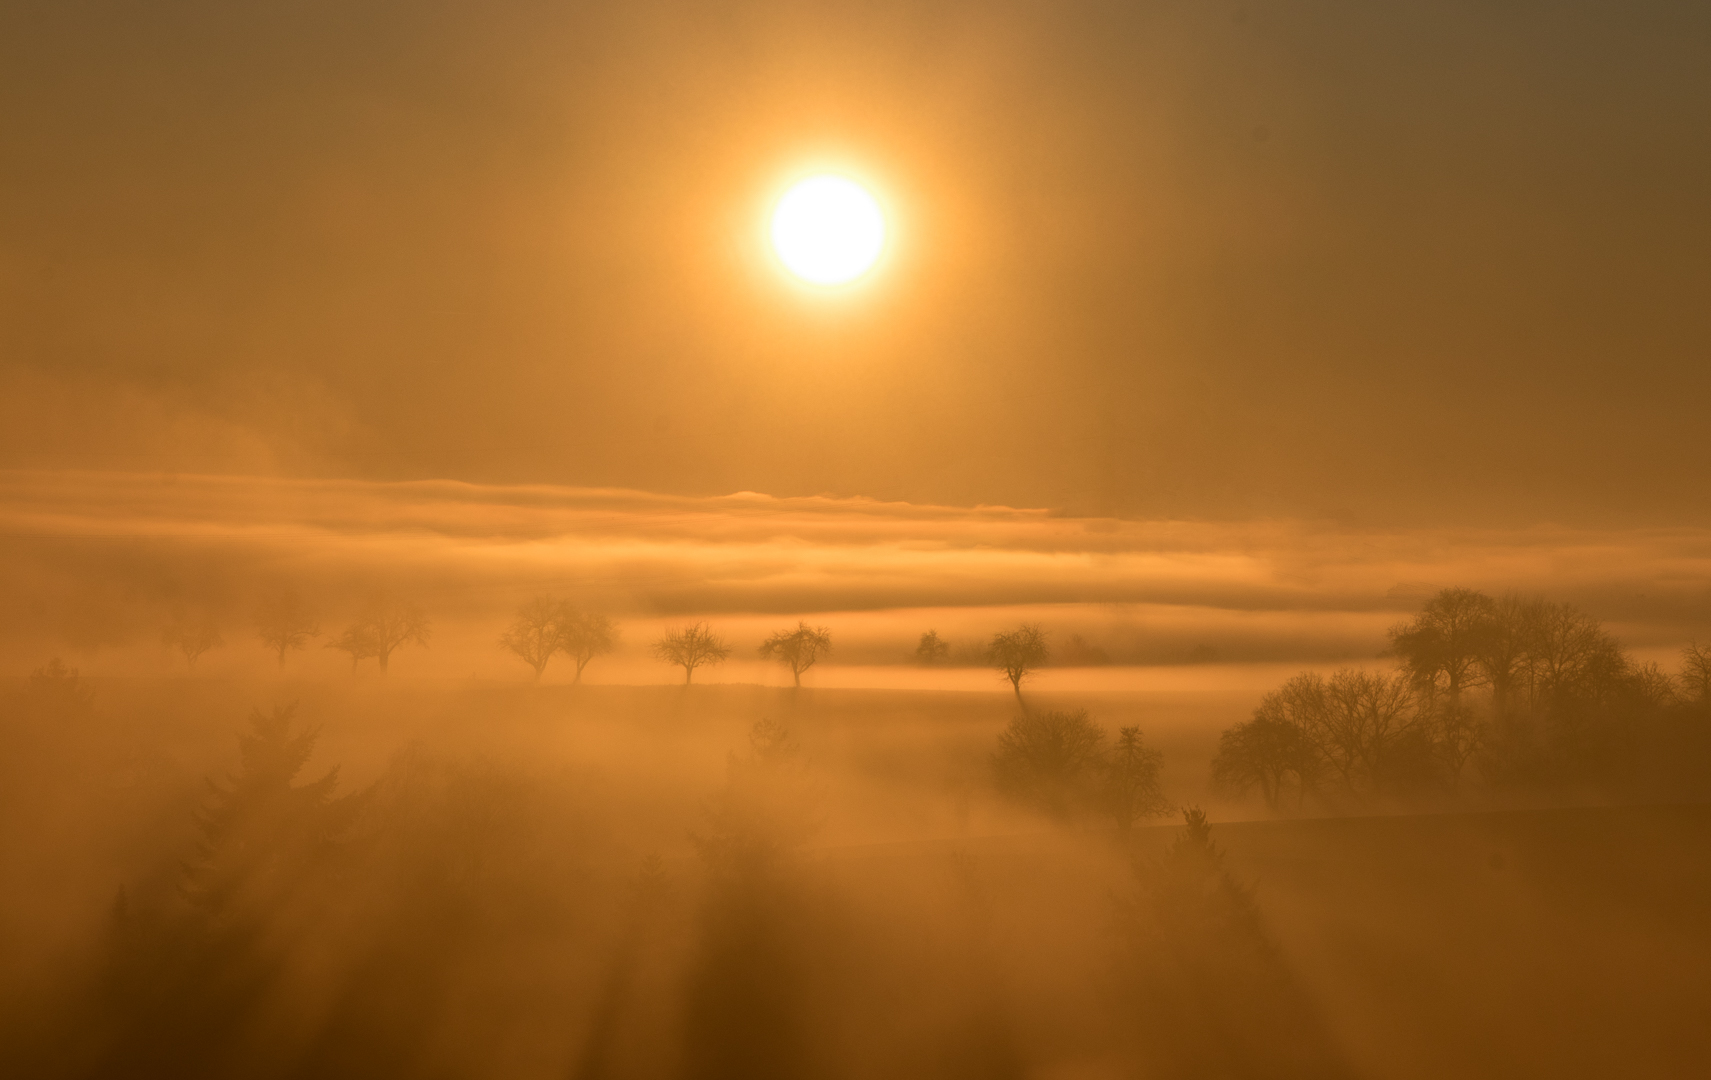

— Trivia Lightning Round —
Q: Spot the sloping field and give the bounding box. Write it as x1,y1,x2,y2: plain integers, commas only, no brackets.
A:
4,679,1708,1077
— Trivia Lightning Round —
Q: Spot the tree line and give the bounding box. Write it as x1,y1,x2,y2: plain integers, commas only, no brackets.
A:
159,590,1083,692
165,591,435,674
1212,587,1711,810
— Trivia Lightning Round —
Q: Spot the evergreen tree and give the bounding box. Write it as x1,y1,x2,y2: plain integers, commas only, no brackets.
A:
186,703,367,915
1102,726,1169,832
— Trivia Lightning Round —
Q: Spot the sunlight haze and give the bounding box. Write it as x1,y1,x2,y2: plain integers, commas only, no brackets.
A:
2,3,1709,1079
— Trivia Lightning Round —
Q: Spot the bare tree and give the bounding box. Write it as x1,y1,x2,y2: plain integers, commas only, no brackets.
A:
162,610,223,668
254,589,319,667
500,595,566,679
1429,699,1485,782
1211,714,1314,812
1389,587,1495,704
1386,588,1509,782
1524,600,1627,708
325,625,378,671
914,630,950,666
1682,641,1711,707
1629,661,1681,708
328,595,430,674
987,623,1050,699
1103,726,1170,832
560,610,617,684
651,622,730,684
758,622,832,687
991,707,1106,820
1474,593,1538,716
1316,668,1419,792
1243,669,1420,800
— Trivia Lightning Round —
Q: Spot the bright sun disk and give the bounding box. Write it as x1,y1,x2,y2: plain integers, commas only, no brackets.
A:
770,176,885,285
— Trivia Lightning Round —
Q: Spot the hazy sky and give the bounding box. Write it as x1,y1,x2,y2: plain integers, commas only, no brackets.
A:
3,0,1708,525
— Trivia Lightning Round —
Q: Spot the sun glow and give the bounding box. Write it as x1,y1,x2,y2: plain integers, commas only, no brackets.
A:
770,175,886,285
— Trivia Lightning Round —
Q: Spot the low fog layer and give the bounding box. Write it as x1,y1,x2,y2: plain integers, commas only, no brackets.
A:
4,669,1708,1079
5,1,1710,1075
6,470,1711,680
4,559,1711,1077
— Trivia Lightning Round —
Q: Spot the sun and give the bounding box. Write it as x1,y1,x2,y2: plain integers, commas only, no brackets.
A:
770,175,886,286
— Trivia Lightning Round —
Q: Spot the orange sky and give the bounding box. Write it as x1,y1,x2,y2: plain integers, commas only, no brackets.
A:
3,1,1709,526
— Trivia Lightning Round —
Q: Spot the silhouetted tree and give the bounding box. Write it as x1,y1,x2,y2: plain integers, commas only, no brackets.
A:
186,703,368,914
91,705,369,1078
162,610,223,668
500,594,566,679
1114,808,1352,1078
1127,808,1258,942
1524,599,1627,710
652,622,730,684
1629,661,1681,709
325,624,378,671
991,707,1105,820
1425,698,1484,782
329,595,430,674
987,623,1049,699
1682,641,1711,708
1315,669,1419,794
1211,714,1314,812
758,622,831,687
1219,588,1706,804
1473,592,1537,716
253,588,318,667
1389,587,1495,702
914,629,950,665
1239,669,1421,802
1103,726,1169,831
1470,598,1646,784
1389,588,1496,779
560,609,617,683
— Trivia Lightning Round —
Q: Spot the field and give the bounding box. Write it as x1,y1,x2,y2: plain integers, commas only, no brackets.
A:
4,679,1709,1078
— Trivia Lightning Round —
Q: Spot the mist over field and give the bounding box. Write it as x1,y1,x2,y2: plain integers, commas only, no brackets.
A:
8,470,1711,679
6,0,1711,1077
6,471,1711,1078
